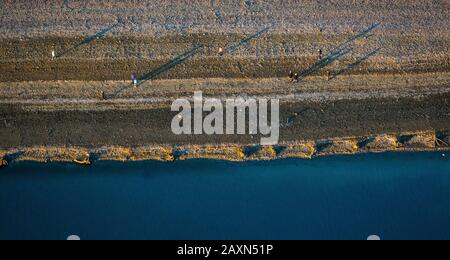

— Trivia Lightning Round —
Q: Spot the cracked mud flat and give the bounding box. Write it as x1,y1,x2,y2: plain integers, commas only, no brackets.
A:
0,0,449,163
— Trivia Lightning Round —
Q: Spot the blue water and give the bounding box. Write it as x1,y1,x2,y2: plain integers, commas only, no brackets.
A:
0,152,449,240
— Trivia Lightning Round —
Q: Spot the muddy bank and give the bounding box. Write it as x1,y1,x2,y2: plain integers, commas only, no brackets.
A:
0,93,449,148
1,0,448,164
0,131,448,165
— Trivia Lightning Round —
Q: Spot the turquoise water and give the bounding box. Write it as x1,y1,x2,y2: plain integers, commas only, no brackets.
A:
0,152,449,240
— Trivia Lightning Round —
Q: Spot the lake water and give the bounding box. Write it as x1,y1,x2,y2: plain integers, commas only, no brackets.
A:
0,152,449,240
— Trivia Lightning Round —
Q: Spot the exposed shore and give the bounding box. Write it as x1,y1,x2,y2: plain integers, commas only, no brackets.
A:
0,1,449,165
1,130,449,165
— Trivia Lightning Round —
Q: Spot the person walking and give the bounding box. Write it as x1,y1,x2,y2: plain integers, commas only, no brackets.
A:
289,70,294,79
218,47,224,56
131,73,138,87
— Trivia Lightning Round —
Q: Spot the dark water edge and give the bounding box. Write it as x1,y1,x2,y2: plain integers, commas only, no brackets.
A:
0,151,449,240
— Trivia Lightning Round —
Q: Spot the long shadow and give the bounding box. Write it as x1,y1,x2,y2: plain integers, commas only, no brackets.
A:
329,48,380,80
298,47,352,79
225,27,270,54
111,45,204,97
297,22,381,80
56,19,126,58
136,44,204,87
330,22,380,57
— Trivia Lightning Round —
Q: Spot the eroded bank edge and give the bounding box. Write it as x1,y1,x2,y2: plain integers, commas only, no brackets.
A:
1,130,448,167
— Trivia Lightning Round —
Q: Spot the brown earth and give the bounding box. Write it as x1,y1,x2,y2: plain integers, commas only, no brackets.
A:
0,33,448,82
0,0,449,158
0,92,448,148
0,1,449,82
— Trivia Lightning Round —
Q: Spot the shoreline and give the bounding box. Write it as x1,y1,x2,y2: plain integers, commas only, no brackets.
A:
1,130,448,166
1,1,448,166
